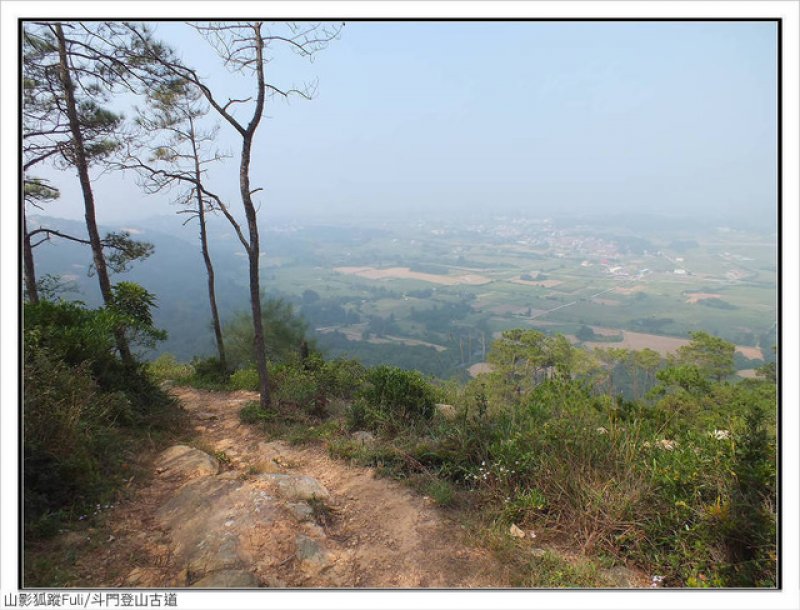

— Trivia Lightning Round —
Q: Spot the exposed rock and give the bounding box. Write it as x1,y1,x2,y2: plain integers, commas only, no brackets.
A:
125,567,154,587
155,477,279,574
302,523,327,539
259,474,330,502
509,523,525,538
599,565,642,588
351,431,375,444
262,575,287,588
530,548,547,558
156,445,219,478
252,460,283,474
255,441,290,471
191,569,260,588
295,534,331,571
217,471,243,481
196,412,219,421
257,440,289,461
286,501,314,522
435,404,457,420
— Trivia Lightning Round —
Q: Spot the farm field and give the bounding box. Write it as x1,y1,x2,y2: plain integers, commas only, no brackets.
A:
253,213,777,380
581,328,764,359
334,266,492,286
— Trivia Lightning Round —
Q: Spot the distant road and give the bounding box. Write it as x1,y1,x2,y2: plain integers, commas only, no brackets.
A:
530,277,642,320
530,300,577,319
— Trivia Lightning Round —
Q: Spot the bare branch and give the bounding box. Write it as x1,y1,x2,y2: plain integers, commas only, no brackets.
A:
222,97,252,112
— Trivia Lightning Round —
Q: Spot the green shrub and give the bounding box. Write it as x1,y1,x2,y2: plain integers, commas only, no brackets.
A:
224,298,310,369
239,400,272,424
317,358,367,399
189,356,229,388
147,353,193,383
24,300,174,423
23,300,181,539
360,365,437,427
721,400,776,586
229,367,260,391
24,345,122,527
270,363,319,411
25,299,119,382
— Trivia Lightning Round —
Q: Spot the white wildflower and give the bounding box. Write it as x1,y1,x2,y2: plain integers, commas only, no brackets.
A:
651,575,664,588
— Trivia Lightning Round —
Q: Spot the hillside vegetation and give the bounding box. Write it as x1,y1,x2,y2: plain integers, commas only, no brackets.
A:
24,289,777,587
145,319,777,588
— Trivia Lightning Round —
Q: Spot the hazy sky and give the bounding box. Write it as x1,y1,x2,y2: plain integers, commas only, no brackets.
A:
32,20,778,225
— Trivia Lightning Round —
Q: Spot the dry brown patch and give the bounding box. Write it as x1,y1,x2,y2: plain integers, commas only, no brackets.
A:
589,327,622,337
581,330,763,359
468,362,495,377
613,285,647,295
334,266,491,286
685,292,723,304
736,346,764,360
510,278,563,288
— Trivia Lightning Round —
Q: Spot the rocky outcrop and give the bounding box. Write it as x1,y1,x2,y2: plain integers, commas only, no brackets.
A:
115,387,508,589
191,569,261,588
155,445,219,479
258,473,330,502
134,443,338,587
295,534,332,572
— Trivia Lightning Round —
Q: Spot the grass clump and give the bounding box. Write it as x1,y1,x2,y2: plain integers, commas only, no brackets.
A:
239,400,273,425
419,478,456,508
147,353,193,384
229,367,259,391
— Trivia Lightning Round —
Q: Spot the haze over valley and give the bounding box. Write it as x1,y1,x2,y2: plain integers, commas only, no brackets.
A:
31,208,777,380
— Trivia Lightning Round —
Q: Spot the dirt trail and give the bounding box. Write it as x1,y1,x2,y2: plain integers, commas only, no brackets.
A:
77,387,509,588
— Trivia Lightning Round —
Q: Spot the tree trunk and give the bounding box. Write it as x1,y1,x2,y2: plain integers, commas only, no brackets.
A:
240,134,269,409
239,23,270,411
190,124,227,370
55,23,133,366
197,189,227,371
23,213,39,304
